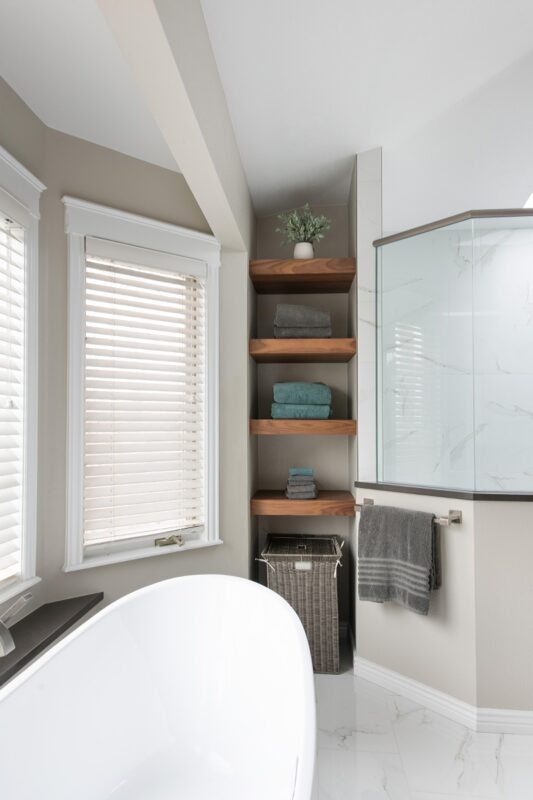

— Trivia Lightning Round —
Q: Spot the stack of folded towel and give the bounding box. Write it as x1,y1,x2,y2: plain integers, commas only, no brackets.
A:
286,467,317,499
271,381,332,419
274,303,332,338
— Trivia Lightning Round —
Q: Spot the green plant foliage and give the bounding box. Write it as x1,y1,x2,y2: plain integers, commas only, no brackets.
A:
276,203,331,245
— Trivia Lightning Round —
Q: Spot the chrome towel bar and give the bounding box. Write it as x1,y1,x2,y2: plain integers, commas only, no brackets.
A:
355,498,462,526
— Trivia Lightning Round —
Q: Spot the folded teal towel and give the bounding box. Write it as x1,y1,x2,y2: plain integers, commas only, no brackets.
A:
273,382,332,406
285,490,317,499
289,467,314,477
271,403,331,419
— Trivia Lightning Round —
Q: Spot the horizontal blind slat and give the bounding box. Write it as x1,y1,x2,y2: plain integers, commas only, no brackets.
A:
86,314,205,338
85,513,202,532
0,216,24,588
83,246,206,547
84,521,203,544
0,564,20,583
86,274,205,307
85,472,202,489
85,481,201,499
86,424,201,436
85,346,204,367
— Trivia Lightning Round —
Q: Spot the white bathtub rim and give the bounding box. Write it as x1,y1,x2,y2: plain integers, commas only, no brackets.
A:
0,575,316,800
0,575,310,696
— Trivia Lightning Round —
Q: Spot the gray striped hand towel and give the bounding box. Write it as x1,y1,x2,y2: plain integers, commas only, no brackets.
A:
357,504,440,615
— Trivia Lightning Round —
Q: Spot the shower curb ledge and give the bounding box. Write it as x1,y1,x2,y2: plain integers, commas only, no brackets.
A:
354,482,533,502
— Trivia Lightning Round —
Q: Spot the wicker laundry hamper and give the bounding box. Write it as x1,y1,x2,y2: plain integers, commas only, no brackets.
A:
261,534,343,674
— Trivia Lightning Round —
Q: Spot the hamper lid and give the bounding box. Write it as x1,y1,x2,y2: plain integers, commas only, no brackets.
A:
261,534,342,559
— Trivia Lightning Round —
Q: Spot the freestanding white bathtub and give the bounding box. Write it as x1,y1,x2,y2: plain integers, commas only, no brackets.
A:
0,575,315,799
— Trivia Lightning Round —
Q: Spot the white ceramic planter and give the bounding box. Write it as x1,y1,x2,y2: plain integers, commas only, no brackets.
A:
293,242,314,259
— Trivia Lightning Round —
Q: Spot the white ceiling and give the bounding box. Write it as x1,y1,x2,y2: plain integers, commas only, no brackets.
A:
0,0,177,172
3,1,533,218
201,0,533,214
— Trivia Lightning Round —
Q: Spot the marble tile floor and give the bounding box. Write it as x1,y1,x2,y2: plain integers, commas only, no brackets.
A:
312,653,533,799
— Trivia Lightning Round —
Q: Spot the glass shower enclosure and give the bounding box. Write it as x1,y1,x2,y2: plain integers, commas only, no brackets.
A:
376,210,533,494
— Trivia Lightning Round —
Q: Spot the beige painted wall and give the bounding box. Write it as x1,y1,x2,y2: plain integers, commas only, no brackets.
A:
347,158,357,635
98,0,253,253
256,205,349,260
355,148,381,483
154,0,254,252
0,78,45,179
0,78,251,614
354,489,478,706
474,502,533,710
354,489,533,711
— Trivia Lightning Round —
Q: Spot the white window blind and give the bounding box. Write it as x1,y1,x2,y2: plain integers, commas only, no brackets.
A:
83,239,207,547
0,214,25,587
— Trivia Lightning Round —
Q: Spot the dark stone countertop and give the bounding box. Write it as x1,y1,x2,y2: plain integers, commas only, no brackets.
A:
0,592,103,688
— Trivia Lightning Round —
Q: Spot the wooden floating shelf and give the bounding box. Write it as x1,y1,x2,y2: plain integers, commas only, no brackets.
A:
250,419,357,436
250,258,356,294
250,338,356,363
251,490,355,517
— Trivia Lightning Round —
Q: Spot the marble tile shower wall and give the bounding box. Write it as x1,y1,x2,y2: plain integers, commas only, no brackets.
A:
377,218,533,493
473,224,533,492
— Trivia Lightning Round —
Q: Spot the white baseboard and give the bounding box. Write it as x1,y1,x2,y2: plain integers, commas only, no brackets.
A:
353,655,533,735
476,707,533,735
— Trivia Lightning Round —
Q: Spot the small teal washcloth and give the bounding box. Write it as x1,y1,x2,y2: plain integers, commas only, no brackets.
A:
271,403,331,420
273,381,332,406
289,467,314,477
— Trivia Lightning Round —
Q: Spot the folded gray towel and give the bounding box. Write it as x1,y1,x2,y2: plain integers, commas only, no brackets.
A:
287,477,317,486
285,489,317,499
274,325,332,339
287,485,316,494
274,303,331,329
286,478,317,490
287,478,316,487
358,505,440,615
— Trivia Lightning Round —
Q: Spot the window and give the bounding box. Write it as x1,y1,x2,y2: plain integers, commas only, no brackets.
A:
64,198,220,570
0,145,44,602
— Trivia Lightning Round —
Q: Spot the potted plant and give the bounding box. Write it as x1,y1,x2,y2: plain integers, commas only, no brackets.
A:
276,204,331,259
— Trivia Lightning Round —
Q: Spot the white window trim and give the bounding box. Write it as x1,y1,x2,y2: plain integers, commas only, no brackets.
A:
63,197,221,571
0,145,45,603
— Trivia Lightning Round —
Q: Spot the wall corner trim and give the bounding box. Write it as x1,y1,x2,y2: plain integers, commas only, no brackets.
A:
0,143,46,218
353,655,533,735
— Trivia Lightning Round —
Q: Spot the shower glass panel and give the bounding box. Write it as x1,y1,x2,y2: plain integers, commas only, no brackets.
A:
376,212,533,494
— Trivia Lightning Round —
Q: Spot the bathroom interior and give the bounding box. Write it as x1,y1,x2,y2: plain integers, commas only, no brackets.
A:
1,1,533,798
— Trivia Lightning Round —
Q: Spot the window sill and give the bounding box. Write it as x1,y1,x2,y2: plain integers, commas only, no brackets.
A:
63,537,223,573
0,576,42,606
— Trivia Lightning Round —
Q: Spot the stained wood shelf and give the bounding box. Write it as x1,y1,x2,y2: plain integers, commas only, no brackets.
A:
250,258,356,294
250,419,356,436
251,490,355,517
250,337,356,363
